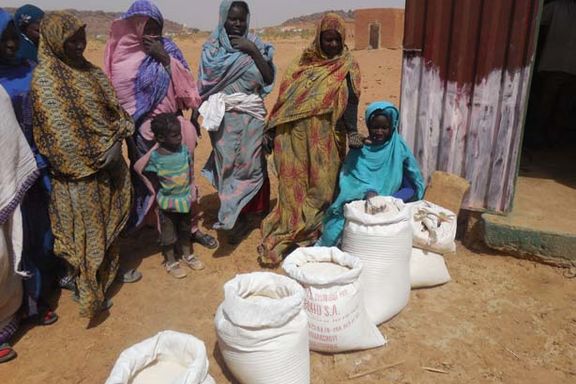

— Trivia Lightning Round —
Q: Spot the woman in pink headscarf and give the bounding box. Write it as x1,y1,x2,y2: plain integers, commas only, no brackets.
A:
104,0,218,251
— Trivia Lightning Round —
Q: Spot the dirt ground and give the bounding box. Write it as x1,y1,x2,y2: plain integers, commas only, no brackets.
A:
1,38,575,384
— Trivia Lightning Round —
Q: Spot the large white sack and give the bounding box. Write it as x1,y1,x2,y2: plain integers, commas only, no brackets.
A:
410,247,451,289
408,200,457,254
283,247,386,353
215,272,309,384
341,196,412,325
105,330,215,384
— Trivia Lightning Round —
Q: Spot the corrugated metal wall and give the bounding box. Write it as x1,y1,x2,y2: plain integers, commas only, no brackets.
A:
400,0,541,212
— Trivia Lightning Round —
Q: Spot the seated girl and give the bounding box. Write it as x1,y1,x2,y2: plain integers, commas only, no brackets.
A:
318,100,426,247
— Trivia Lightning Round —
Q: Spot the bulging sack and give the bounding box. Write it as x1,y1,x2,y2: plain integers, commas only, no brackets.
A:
341,196,412,325
105,330,215,384
408,200,457,254
283,247,386,353
215,272,310,384
410,247,451,289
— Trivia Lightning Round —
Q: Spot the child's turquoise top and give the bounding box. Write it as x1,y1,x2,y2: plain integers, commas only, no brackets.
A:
145,144,192,213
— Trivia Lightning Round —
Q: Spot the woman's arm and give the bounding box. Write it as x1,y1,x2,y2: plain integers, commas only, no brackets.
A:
342,74,362,148
229,36,274,85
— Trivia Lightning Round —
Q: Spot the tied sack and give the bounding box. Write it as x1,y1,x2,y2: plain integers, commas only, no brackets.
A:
341,196,412,325
408,200,457,254
283,247,386,353
105,330,215,384
410,248,451,289
215,272,310,384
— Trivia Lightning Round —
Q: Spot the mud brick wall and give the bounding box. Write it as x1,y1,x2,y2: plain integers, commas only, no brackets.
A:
355,9,405,50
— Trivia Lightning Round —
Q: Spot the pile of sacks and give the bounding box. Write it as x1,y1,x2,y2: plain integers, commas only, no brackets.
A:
215,196,458,384
105,196,458,384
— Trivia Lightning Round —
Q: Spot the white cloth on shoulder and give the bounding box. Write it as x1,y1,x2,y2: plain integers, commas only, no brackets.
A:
199,92,266,132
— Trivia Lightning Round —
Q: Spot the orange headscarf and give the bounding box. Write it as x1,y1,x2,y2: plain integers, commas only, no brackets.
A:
267,13,361,129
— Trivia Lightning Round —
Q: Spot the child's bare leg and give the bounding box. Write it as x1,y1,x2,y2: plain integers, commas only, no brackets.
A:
160,211,187,279
180,213,205,270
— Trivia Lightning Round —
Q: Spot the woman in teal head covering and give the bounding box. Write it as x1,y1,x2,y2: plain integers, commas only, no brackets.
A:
199,0,275,244
14,4,44,63
318,100,426,247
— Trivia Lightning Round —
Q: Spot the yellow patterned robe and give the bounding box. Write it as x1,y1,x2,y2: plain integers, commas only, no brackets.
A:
259,14,361,266
32,13,134,318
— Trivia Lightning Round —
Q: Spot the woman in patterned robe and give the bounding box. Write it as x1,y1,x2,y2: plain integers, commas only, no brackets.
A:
258,13,361,266
31,13,134,318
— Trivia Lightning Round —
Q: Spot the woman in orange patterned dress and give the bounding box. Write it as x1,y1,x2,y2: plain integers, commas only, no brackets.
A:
258,13,362,267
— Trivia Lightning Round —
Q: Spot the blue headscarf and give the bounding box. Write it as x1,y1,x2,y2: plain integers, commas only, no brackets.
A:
198,0,274,99
14,4,44,62
318,101,426,246
0,8,48,173
123,0,191,124
0,8,34,107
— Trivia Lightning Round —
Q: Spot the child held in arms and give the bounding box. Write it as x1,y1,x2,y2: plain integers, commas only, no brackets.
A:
144,113,205,279
318,100,426,247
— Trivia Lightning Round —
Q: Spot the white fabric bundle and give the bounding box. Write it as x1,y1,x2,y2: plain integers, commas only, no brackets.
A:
215,272,310,384
283,247,386,352
408,200,457,254
105,330,215,384
410,248,451,288
199,92,266,131
341,196,412,325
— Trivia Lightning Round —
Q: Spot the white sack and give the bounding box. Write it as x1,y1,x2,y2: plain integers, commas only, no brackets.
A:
215,272,309,384
341,196,412,325
283,247,386,352
105,330,215,384
410,247,451,289
408,200,457,254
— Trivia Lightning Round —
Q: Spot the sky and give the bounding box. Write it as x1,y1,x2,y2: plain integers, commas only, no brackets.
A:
2,1,405,30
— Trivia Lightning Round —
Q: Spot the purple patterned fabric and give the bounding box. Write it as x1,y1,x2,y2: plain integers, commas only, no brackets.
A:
122,1,191,124
0,316,19,344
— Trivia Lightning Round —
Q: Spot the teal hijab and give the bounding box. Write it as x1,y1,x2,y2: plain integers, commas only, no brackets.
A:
318,100,425,246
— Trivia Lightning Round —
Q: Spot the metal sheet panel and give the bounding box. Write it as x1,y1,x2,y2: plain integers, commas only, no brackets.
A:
400,0,540,212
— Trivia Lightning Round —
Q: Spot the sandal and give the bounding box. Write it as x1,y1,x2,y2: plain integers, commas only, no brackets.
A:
182,254,205,271
117,269,142,284
191,231,219,249
0,343,16,364
165,261,187,279
29,308,58,326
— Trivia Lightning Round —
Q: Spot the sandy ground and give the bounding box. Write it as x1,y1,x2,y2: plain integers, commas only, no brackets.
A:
1,38,575,384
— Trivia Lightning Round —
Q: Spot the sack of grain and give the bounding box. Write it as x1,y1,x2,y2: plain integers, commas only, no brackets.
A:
283,247,386,352
408,200,457,254
105,330,215,384
410,247,451,288
215,272,309,384
341,196,412,324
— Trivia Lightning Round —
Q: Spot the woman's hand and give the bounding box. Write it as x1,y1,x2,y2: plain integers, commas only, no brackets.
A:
97,141,122,171
347,131,364,149
365,190,379,200
229,36,258,56
262,128,275,155
143,36,170,66
190,108,201,137
230,36,274,85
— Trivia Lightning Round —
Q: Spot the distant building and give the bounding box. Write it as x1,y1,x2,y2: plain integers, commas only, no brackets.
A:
344,21,356,49
354,8,404,50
